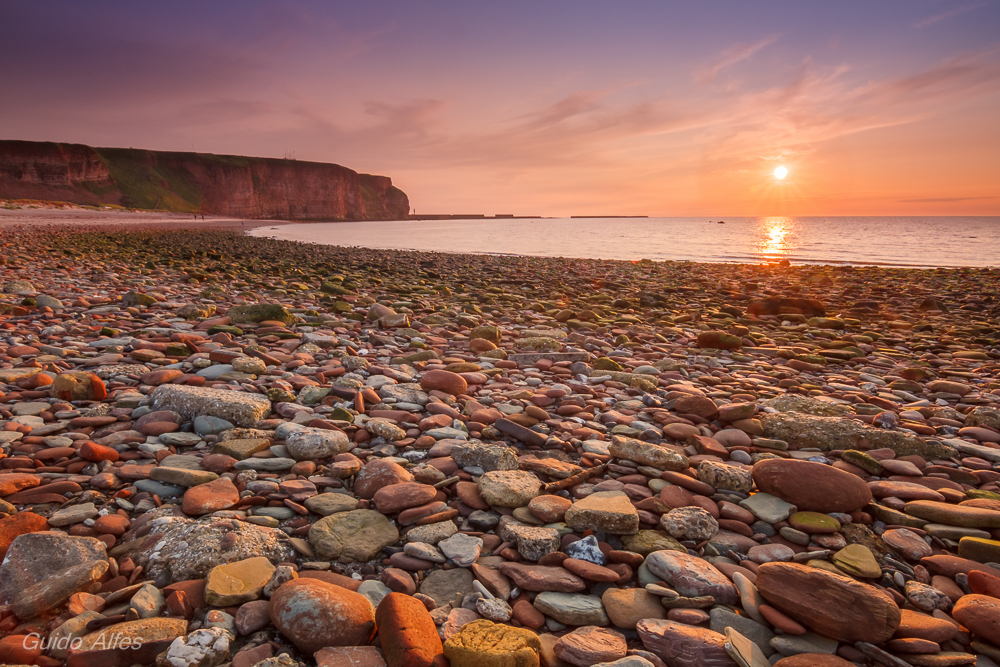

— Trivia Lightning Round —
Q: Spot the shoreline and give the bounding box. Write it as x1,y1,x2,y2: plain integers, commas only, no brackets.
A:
0,217,995,665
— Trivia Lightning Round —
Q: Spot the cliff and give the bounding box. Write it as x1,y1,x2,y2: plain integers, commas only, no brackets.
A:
0,140,409,221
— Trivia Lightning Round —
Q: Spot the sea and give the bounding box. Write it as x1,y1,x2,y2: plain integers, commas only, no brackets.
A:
248,216,1000,268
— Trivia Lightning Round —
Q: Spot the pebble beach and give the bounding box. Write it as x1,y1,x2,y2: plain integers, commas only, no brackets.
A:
0,213,998,667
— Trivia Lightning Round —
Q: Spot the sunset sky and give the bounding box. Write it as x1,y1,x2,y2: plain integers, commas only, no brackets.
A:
2,1,999,216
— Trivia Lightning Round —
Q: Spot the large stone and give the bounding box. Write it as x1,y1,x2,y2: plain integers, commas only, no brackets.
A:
150,385,271,428
760,412,954,460
11,559,108,619
951,594,1000,641
135,512,294,586
752,459,872,513
534,592,609,626
443,619,542,667
0,532,106,604
565,491,639,535
182,477,240,515
498,563,586,593
373,482,439,514
755,562,900,643
452,440,519,472
554,626,626,666
601,588,666,629
903,501,1000,528
478,471,542,508
419,567,475,608
270,578,376,653
204,557,275,606
644,550,738,605
309,509,399,563
375,592,444,667
355,459,414,499
697,461,752,494
610,437,689,471
636,619,735,667
285,426,352,460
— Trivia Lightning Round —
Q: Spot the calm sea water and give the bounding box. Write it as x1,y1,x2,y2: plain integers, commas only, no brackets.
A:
249,217,1000,268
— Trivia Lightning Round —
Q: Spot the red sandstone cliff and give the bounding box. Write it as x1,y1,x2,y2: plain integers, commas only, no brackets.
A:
0,140,409,221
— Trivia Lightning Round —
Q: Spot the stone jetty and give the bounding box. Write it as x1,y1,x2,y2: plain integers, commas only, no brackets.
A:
0,224,996,667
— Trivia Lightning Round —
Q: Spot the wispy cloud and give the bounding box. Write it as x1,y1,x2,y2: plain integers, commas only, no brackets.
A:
696,34,781,83
899,196,997,202
912,2,990,28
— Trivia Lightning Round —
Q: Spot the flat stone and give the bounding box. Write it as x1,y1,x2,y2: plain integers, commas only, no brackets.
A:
565,491,640,535
610,437,689,471
534,591,609,626
150,467,219,487
755,561,900,643
150,384,271,427
752,459,872,513
304,492,360,516
636,619,734,667
419,567,475,608
211,438,270,460
602,587,666,629
309,509,399,563
554,626,626,666
204,556,275,606
645,550,738,605
478,470,542,508
739,493,797,524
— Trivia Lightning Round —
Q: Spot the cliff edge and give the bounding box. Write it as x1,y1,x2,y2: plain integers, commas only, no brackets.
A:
0,140,409,221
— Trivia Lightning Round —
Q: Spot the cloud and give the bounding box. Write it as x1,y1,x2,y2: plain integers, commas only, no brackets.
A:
898,196,997,202
912,2,990,28
696,34,781,83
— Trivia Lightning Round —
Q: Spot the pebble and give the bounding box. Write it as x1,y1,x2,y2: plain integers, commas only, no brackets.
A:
0,224,996,666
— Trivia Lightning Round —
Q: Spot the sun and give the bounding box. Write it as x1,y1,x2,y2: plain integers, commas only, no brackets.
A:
774,166,788,180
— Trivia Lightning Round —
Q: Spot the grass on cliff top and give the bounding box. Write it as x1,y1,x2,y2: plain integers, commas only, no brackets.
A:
95,148,203,212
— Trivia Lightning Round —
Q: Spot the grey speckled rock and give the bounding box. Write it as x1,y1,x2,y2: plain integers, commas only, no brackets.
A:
452,440,519,472
0,532,107,604
150,384,271,427
135,509,294,586
760,411,955,460
534,592,609,626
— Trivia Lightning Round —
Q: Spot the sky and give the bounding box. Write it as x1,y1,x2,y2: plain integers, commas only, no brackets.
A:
1,1,999,216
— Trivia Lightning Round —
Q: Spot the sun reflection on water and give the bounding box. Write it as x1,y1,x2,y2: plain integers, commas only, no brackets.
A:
754,217,794,259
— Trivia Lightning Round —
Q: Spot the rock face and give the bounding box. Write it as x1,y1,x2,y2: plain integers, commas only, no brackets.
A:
0,140,409,220
755,562,901,643
269,578,376,653
752,459,872,513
